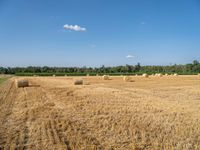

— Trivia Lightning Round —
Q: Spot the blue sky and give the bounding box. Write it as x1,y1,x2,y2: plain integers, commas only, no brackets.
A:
0,0,200,67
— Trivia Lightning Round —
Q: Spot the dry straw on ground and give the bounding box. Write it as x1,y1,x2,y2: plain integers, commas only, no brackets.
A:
1,76,200,150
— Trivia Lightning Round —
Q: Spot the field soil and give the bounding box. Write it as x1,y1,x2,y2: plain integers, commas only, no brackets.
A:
0,76,200,150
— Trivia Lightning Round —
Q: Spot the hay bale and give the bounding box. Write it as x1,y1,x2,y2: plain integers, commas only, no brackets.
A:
15,79,29,88
174,73,178,76
74,79,83,85
142,73,149,78
157,73,163,77
165,73,169,76
96,74,99,76
123,76,132,82
102,75,109,80
53,74,56,77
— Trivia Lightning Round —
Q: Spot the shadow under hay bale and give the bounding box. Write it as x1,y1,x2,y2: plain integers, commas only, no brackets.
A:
15,79,29,88
29,84,40,87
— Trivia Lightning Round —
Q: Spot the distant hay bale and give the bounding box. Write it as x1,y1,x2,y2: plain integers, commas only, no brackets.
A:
96,74,99,76
74,79,83,85
15,79,29,88
174,73,178,76
142,73,149,78
84,81,90,85
165,73,169,76
135,74,138,76
123,76,132,82
53,74,56,77
157,73,163,77
102,75,109,80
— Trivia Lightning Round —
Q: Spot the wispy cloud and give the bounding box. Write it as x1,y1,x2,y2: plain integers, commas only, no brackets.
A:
126,55,134,59
63,24,86,31
89,44,96,48
141,22,147,25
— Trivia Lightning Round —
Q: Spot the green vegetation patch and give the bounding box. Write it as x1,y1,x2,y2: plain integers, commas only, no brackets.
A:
0,77,9,85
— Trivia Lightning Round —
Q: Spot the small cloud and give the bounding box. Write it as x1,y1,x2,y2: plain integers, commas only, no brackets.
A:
141,22,146,25
126,55,134,59
89,44,96,48
63,24,86,31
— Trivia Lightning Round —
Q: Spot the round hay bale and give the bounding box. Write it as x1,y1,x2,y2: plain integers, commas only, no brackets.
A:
53,74,56,77
174,73,178,76
102,75,109,80
142,73,149,78
157,73,163,77
74,79,83,85
123,76,132,82
15,79,29,88
165,73,169,76
135,74,138,76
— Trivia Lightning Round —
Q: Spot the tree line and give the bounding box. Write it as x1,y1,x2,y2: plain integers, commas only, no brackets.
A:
0,60,200,76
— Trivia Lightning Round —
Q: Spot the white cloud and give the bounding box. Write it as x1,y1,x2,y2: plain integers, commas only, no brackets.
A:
141,22,146,25
63,24,86,31
126,55,134,59
89,44,96,48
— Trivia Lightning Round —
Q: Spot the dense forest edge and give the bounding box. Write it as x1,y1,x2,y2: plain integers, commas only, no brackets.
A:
0,60,200,76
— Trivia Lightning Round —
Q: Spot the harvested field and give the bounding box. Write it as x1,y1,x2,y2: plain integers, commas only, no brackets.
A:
0,76,200,149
